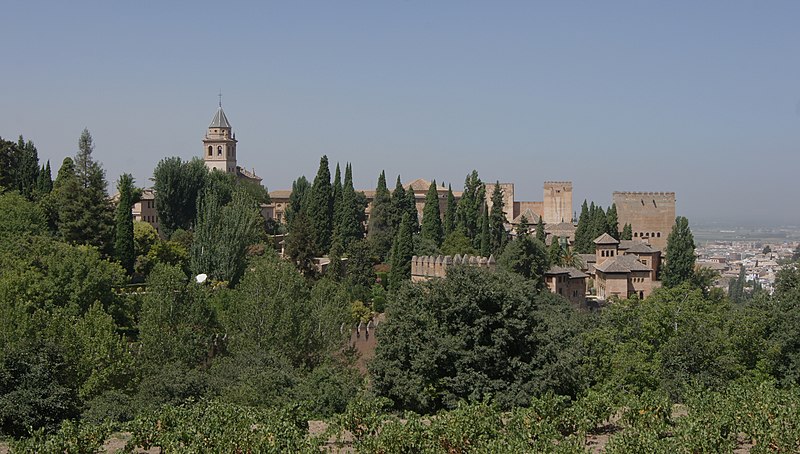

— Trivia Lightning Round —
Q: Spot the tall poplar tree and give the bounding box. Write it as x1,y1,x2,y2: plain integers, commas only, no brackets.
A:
389,213,413,292
367,171,394,260
421,180,443,246
443,184,457,236
114,173,136,274
153,157,208,237
662,216,696,288
307,155,333,255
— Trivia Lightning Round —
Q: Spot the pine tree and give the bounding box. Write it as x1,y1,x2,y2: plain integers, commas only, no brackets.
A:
662,216,696,288
114,173,136,274
367,171,394,260
389,213,413,292
606,204,620,239
307,155,334,255
479,203,490,256
58,129,114,253
536,216,546,244
443,184,457,236
488,181,507,254
621,223,633,240
421,180,443,246
573,200,591,253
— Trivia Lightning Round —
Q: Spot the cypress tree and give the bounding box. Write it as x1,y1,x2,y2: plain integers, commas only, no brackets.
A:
479,203,490,256
390,175,406,231
606,203,620,240
286,175,310,226
661,216,696,288
421,180,443,245
515,215,529,237
548,235,563,267
443,184,457,236
367,171,394,260
455,171,484,241
15,136,39,200
389,213,413,292
114,173,136,274
573,200,590,253
405,183,418,234
590,203,609,244
332,163,343,230
36,160,53,196
307,155,334,255
536,216,546,244
488,181,507,253
332,163,363,251
621,223,633,240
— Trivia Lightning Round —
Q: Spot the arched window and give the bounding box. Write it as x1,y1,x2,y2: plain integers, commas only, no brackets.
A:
217,146,222,156
207,146,212,157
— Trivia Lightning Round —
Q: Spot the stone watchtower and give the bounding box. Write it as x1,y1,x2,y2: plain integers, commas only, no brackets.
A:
543,181,573,224
203,101,237,174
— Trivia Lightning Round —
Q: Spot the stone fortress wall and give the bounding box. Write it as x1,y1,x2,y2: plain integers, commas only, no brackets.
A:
613,192,676,252
411,254,497,282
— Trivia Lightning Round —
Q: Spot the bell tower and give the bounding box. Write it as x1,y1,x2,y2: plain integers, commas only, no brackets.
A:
202,96,237,174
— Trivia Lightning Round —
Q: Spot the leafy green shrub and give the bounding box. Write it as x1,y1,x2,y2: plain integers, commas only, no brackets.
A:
9,420,112,454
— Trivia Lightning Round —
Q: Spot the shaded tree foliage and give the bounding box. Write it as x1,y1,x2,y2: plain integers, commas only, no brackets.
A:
371,267,584,413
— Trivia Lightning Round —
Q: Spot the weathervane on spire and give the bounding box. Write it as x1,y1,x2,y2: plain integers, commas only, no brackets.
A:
218,90,222,108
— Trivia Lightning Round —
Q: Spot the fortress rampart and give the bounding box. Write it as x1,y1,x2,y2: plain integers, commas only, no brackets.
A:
411,254,497,282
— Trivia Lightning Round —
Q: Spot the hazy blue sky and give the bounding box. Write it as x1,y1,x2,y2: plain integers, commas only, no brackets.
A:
2,1,799,225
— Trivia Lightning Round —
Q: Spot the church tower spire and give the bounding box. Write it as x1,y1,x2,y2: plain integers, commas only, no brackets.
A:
203,98,237,174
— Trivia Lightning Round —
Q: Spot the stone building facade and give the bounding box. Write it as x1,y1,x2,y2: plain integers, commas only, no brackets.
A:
202,103,262,185
592,233,662,300
543,181,573,224
612,192,675,252
544,266,588,306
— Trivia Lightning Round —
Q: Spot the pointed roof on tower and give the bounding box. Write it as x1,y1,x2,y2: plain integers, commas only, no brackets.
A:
209,106,231,129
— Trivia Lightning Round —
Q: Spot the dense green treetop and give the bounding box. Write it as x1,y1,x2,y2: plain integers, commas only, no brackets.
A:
113,174,136,274
307,155,334,255
153,157,208,236
367,171,394,260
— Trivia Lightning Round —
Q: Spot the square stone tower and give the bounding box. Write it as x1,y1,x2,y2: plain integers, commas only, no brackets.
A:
543,181,573,224
612,192,676,252
484,182,515,221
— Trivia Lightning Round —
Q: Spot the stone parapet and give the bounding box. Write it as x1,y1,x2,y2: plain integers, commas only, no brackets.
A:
411,254,496,281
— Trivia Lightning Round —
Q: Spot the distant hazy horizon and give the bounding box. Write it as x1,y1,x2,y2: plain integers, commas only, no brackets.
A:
2,2,799,225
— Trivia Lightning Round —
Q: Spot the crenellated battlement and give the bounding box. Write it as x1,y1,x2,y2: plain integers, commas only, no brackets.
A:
411,254,496,281
613,191,675,197
544,181,573,186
